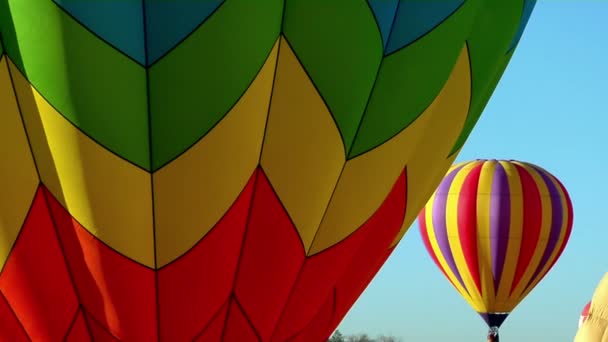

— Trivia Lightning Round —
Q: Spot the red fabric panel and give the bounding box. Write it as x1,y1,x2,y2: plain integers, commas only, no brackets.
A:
456,164,483,295
45,187,157,341
159,171,256,341
234,169,305,341
0,188,79,341
510,165,542,294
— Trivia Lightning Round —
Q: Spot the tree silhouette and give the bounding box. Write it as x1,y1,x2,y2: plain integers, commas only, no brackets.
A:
328,330,402,342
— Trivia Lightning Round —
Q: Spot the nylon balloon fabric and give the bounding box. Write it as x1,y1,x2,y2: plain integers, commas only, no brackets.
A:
0,1,536,341
419,160,573,330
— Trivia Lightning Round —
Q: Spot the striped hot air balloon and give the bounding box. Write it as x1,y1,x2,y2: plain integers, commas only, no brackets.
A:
419,159,574,340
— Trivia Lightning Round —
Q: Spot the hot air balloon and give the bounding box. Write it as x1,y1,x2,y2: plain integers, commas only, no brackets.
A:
419,160,573,341
575,274,608,342
0,1,536,341
580,302,591,329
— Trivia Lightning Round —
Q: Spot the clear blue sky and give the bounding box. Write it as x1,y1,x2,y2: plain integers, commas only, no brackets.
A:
337,2,608,341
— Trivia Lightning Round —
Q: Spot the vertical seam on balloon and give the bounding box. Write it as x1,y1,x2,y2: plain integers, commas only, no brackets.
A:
221,6,284,337
49,0,145,67
191,297,231,340
0,290,30,341
140,2,160,341
3,46,96,339
61,306,81,341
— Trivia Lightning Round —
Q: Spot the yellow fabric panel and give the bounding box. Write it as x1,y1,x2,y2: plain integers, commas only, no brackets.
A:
310,44,472,255
153,39,279,267
509,162,553,301
575,273,608,342
476,161,497,312
391,45,472,246
260,37,345,252
9,59,155,268
0,57,39,269
446,161,484,311
423,192,471,302
494,161,523,311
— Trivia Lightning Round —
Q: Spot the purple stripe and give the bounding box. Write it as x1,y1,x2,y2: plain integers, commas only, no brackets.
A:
432,164,467,290
489,162,510,292
525,166,564,290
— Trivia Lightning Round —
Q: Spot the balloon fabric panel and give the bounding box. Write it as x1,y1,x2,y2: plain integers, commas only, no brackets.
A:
0,1,537,340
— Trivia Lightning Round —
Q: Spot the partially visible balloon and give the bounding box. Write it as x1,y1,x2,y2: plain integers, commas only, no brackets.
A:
575,274,608,342
580,302,592,328
419,160,573,341
0,1,537,341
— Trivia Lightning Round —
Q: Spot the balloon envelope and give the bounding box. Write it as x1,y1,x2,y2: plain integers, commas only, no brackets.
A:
0,2,536,341
575,274,608,342
419,159,573,329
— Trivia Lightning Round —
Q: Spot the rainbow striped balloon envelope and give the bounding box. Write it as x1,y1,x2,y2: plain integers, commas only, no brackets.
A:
1,1,536,341
419,159,574,336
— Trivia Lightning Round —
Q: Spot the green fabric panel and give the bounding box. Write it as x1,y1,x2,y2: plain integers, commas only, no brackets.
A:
148,0,283,171
283,0,383,153
348,0,482,159
0,0,150,169
448,1,524,155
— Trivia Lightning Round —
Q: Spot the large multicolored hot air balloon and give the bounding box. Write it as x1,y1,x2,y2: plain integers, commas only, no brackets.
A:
419,159,573,341
575,274,608,342
0,1,536,341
